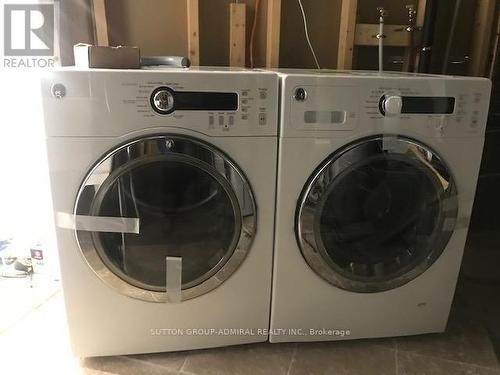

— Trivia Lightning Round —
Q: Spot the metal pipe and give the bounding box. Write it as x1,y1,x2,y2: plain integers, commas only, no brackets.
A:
489,9,500,80
442,0,463,74
377,7,387,72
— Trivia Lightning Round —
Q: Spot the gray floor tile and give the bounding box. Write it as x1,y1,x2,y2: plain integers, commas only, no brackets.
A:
396,309,500,369
127,351,187,372
182,342,295,375
81,356,178,375
456,277,500,361
397,351,500,375
288,339,397,375
80,369,116,375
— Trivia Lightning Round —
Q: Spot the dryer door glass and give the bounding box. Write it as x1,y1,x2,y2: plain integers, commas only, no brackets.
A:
75,136,256,302
296,137,458,293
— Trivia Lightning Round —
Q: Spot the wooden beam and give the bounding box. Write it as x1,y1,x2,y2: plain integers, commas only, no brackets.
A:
354,24,411,47
337,0,357,70
187,0,200,66
92,0,108,46
415,0,427,30
469,0,496,77
266,0,281,68
229,3,246,67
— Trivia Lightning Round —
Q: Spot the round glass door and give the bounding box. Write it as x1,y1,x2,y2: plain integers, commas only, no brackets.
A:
75,135,256,302
296,136,458,293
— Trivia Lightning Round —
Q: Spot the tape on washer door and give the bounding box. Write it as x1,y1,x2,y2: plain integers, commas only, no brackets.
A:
55,212,140,234
166,256,182,303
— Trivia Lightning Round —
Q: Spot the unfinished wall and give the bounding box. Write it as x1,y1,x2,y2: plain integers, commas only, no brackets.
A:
105,0,268,67
101,0,476,72
198,0,268,66
279,0,342,69
106,0,188,56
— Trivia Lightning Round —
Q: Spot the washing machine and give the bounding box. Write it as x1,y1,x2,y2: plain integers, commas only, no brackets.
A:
270,70,491,343
41,67,278,356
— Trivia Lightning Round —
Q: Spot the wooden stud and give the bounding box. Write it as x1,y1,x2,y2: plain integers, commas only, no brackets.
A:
415,0,427,31
354,24,411,47
229,3,246,67
469,0,496,77
266,0,282,68
337,0,357,70
187,0,200,66
92,0,109,46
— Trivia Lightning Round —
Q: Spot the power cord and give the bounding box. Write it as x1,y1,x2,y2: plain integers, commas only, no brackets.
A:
297,0,320,69
250,0,261,68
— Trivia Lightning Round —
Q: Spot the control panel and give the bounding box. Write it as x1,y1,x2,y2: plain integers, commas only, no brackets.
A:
379,95,455,116
42,69,278,137
150,87,238,115
284,74,491,139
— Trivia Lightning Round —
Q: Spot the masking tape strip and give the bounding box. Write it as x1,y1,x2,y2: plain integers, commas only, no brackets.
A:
166,256,182,303
442,216,470,231
382,136,410,153
56,212,140,234
382,136,398,152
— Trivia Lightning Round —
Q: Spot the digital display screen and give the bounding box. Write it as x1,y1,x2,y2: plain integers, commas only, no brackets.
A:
401,96,455,114
175,91,238,111
304,111,346,124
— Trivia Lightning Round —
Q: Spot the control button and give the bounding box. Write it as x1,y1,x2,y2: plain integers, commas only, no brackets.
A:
51,83,66,99
381,95,403,116
259,113,267,126
259,90,267,99
470,118,479,128
151,87,175,114
208,115,214,126
242,107,248,113
242,114,248,120
228,115,234,126
294,88,307,101
242,91,249,97
242,99,248,105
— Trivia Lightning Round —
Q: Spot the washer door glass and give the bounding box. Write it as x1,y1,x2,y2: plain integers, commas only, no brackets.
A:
75,136,256,302
296,136,458,293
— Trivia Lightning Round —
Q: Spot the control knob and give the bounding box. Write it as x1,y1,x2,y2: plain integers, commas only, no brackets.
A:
151,87,175,114
381,95,403,116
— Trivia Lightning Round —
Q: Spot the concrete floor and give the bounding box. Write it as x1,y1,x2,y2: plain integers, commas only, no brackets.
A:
0,275,499,375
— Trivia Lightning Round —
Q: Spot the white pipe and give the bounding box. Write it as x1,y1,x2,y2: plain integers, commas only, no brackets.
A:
379,16,384,72
377,8,386,72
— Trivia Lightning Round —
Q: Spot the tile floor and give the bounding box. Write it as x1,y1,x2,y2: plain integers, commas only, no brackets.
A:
0,277,499,375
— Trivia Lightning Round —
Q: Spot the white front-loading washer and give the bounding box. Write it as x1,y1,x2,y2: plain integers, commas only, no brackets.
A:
270,70,491,343
41,67,278,356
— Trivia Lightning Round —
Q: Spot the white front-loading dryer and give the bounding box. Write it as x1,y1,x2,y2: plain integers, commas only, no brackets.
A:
41,67,278,356
270,70,491,343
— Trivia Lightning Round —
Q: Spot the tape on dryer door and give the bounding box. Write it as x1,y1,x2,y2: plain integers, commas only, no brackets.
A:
55,212,140,234
166,256,182,303
382,136,408,153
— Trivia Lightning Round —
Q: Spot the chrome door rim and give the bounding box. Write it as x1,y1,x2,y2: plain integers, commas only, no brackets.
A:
74,135,257,302
296,136,458,293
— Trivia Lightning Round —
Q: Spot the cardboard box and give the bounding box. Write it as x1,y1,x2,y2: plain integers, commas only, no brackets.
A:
74,43,140,69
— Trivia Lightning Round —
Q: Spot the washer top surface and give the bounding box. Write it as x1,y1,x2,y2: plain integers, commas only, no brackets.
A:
271,68,487,80
54,66,272,74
